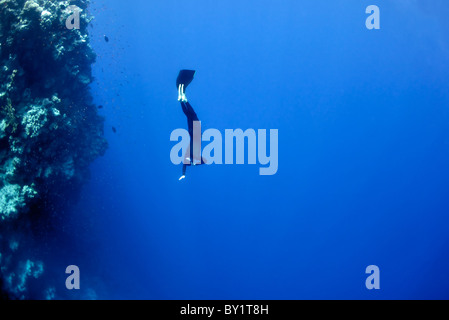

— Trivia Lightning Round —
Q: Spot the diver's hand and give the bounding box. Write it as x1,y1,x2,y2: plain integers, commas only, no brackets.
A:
179,175,186,181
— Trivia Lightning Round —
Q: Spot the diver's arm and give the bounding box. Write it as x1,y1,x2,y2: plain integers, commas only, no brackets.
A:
179,164,186,181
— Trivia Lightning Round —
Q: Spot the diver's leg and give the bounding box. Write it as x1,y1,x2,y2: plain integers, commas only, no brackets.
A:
186,104,202,165
181,101,189,117
187,117,193,162
184,102,199,121
180,100,195,163
178,84,188,102
179,84,197,120
186,102,200,164
178,84,187,102
182,102,199,132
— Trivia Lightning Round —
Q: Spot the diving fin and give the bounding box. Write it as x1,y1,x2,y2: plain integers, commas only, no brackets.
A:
176,70,196,92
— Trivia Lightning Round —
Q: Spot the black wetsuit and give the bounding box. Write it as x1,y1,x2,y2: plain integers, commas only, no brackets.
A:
181,101,199,176
177,69,200,178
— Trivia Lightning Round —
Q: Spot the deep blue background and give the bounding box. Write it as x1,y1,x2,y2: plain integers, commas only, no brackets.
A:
70,0,449,299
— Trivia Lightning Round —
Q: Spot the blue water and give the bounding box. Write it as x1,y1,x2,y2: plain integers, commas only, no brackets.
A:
70,0,449,299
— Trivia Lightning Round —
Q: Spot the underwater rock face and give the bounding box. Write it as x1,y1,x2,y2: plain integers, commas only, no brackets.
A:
0,0,107,298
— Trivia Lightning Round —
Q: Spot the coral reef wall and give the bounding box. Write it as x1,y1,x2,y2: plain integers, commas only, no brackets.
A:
0,0,107,298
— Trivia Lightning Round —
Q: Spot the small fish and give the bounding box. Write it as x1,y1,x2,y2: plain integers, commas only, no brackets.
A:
98,105,103,109
104,35,109,42
112,126,117,133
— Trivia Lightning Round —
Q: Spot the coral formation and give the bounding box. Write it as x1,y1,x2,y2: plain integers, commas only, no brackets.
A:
0,0,107,298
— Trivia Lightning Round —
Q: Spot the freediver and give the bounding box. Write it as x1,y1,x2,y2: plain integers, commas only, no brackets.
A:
177,70,206,181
